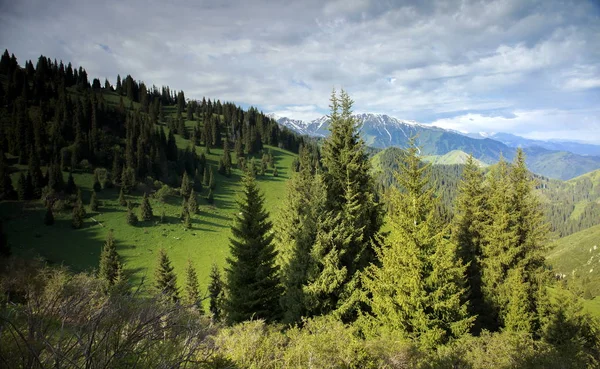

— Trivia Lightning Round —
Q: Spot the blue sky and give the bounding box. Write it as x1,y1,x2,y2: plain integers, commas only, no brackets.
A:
1,0,599,142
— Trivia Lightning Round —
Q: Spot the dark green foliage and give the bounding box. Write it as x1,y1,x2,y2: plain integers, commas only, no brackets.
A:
277,147,326,324
118,187,126,206
140,192,153,221
225,171,281,323
17,172,30,201
181,171,191,197
193,168,203,192
155,248,179,303
65,172,77,195
44,206,54,226
99,231,123,288
184,260,203,313
126,201,138,226
121,167,135,194
71,204,84,229
93,171,101,192
302,90,382,321
206,188,214,204
208,263,224,321
188,190,198,214
0,153,14,200
183,209,192,229
89,191,99,212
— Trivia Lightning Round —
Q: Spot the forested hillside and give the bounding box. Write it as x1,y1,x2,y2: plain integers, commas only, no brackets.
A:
1,51,599,368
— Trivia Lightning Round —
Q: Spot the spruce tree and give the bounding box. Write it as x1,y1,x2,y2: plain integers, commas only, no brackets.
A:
155,248,179,303
276,147,326,324
452,154,487,332
208,166,215,190
303,90,382,321
93,170,101,192
17,172,27,201
194,168,203,192
206,188,214,204
89,191,99,212
139,192,153,221
72,204,83,229
184,260,203,312
183,209,192,229
188,190,198,214
126,201,138,226
181,171,191,197
208,263,224,321
99,231,123,288
118,187,126,206
44,206,54,226
65,172,77,195
363,139,472,348
224,171,281,323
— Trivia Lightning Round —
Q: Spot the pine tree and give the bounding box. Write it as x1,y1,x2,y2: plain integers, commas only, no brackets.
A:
99,231,123,288
155,248,179,303
44,206,54,225
139,192,153,221
188,190,198,214
277,147,326,324
203,166,209,187
75,189,86,218
126,201,138,226
72,204,84,229
183,209,192,229
452,154,487,332
206,188,214,204
208,263,224,321
303,90,382,321
93,170,101,192
363,138,472,348
118,187,126,206
224,171,281,323
181,171,191,197
89,191,99,212
184,260,203,312
208,166,215,190
65,172,77,195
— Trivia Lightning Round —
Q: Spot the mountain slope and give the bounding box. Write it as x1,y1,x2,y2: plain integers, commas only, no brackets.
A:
279,113,600,180
469,132,600,157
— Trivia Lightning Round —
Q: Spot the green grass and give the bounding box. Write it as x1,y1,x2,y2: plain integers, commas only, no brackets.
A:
1,125,296,302
547,223,600,300
421,150,488,167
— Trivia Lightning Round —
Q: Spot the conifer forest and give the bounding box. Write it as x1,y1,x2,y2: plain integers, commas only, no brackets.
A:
1,1,600,367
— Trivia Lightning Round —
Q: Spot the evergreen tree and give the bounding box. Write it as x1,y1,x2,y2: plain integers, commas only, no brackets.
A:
363,139,473,348
206,188,214,204
188,189,198,214
139,192,153,221
208,166,215,190
98,231,123,288
452,155,487,332
28,150,44,198
93,170,101,192
208,263,224,321
65,172,77,195
17,172,28,200
44,205,54,226
89,191,99,212
203,166,209,187
303,90,382,321
72,204,84,229
181,171,191,197
155,248,179,303
277,147,326,324
184,260,203,312
126,201,138,226
183,209,192,229
224,171,281,323
118,187,126,206
75,189,86,218
193,168,203,192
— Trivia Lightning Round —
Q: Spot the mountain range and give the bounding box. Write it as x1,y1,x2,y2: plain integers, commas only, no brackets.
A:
276,113,600,180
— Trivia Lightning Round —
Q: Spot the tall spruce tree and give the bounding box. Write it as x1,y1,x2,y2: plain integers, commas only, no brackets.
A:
224,171,281,323
363,138,473,348
140,192,153,221
154,248,179,303
184,260,203,312
452,154,488,333
181,171,191,197
208,263,224,321
99,231,123,288
89,191,99,212
188,190,198,214
302,90,382,321
276,147,326,324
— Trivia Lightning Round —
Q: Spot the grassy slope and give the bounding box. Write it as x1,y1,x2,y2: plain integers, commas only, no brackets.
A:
547,223,600,298
1,92,296,300
421,150,488,167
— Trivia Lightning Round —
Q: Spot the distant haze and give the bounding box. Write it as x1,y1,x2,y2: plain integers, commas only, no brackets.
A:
1,0,599,143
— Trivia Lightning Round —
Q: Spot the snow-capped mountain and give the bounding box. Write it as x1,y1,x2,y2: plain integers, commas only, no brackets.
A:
275,112,600,180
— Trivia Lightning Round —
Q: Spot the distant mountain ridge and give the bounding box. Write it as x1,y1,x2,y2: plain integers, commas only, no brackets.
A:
467,132,600,156
276,113,600,180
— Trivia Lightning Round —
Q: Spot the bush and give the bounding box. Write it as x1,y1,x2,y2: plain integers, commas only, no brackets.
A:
155,185,173,203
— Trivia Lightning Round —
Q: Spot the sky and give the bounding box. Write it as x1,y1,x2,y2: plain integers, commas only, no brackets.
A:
1,0,599,143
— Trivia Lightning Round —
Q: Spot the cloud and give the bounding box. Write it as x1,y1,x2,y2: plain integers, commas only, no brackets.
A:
0,0,599,142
